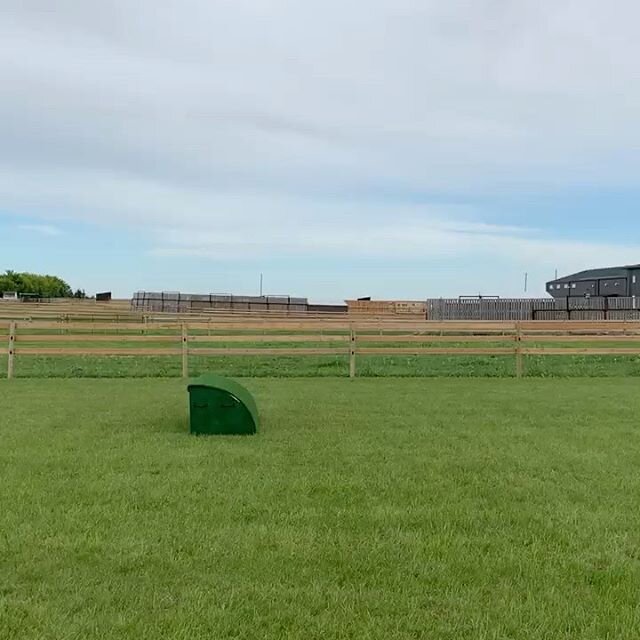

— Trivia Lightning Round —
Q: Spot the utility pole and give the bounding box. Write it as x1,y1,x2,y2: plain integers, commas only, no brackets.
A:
259,273,263,297
524,272,528,293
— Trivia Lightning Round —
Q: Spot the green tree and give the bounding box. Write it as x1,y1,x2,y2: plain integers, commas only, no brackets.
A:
0,271,75,298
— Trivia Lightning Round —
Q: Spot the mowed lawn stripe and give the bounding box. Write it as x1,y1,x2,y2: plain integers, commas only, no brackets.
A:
1,378,640,639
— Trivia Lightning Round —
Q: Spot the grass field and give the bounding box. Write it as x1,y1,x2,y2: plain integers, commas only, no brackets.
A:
2,377,640,639
6,351,640,378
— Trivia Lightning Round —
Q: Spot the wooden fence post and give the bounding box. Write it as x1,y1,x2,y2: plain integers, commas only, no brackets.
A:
182,323,189,378
515,321,523,379
349,325,357,379
7,322,16,379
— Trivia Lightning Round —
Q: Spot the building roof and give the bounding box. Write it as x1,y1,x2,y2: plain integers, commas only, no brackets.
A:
553,264,640,282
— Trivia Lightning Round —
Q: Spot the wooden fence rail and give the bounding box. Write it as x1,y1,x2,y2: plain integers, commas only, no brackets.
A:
7,319,640,379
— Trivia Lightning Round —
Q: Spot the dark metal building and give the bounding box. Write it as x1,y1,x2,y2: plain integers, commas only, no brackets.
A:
546,265,640,298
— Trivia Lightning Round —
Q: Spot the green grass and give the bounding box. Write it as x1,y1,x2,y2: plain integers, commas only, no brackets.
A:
2,377,640,639
9,352,640,378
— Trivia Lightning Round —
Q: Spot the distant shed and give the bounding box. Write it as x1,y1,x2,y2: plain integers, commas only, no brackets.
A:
547,265,640,298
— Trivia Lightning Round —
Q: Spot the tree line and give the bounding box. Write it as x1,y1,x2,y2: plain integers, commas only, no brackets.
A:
0,271,87,299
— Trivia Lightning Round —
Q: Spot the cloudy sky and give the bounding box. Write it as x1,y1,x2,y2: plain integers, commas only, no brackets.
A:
1,0,639,301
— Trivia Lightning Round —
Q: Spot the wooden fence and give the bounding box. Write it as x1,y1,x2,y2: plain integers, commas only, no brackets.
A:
427,297,640,321
5,319,640,379
10,298,640,323
0,300,136,323
0,300,352,323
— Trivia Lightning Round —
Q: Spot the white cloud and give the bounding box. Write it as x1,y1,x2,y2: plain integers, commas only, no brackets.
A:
150,213,639,273
1,0,639,296
3,0,640,190
0,164,634,297
17,224,63,237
